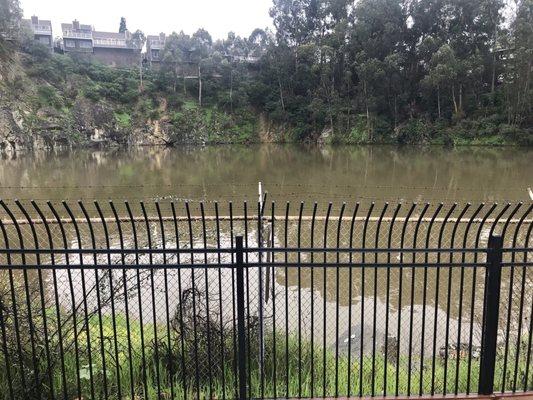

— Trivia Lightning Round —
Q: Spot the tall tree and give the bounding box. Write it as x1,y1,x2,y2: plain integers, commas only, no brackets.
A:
161,31,194,93
503,0,532,126
270,0,325,45
192,28,213,106
119,17,127,33
129,29,146,89
0,0,22,42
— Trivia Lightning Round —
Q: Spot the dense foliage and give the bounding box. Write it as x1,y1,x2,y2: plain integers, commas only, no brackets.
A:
0,0,22,44
1,0,532,145
150,0,532,144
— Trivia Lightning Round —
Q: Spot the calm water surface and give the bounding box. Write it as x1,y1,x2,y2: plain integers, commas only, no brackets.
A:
1,144,531,203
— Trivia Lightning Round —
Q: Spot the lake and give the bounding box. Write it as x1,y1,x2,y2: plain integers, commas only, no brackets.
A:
1,144,532,203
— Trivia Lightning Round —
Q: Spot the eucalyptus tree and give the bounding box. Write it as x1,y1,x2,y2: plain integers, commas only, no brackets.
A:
191,28,213,106
270,0,325,46
128,29,146,90
0,0,22,43
160,31,194,93
502,0,532,126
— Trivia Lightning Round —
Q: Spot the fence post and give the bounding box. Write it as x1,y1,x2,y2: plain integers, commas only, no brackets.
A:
235,236,248,400
478,234,504,395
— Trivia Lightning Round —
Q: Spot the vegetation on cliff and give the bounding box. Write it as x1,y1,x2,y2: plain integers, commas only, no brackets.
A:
0,0,531,148
0,46,263,150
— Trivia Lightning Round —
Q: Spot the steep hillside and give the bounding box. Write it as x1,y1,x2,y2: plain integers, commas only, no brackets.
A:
0,43,529,152
0,47,264,152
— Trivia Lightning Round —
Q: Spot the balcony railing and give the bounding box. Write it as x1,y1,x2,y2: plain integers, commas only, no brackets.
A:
150,40,165,47
32,25,51,35
63,31,92,39
93,38,127,47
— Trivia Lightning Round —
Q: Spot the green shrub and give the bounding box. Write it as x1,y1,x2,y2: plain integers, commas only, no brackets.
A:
395,119,432,145
83,83,102,102
114,111,132,128
499,124,532,145
182,100,198,111
347,114,371,144
26,42,52,62
167,94,184,109
36,85,64,109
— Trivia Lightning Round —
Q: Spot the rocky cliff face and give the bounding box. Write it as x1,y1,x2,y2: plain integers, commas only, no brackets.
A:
0,87,169,153
0,50,262,153
0,101,120,153
0,102,217,153
258,112,292,143
0,51,177,152
0,108,27,152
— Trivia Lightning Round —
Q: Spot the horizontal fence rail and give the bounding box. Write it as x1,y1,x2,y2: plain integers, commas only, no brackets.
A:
0,200,531,400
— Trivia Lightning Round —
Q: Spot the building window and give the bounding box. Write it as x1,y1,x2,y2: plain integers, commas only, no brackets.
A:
79,41,92,48
151,49,159,59
65,39,75,48
38,36,49,45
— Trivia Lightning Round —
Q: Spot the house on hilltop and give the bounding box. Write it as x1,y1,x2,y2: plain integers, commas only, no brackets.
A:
23,16,53,50
60,19,139,67
146,33,166,66
93,30,139,67
61,20,93,53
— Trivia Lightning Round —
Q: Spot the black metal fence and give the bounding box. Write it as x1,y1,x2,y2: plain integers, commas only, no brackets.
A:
0,200,531,400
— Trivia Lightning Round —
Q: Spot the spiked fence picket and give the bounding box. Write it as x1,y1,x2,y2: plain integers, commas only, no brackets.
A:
0,200,531,399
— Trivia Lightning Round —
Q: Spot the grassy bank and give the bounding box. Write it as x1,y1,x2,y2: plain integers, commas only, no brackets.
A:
1,308,531,399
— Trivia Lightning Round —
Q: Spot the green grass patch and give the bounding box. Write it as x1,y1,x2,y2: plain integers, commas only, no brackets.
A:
36,85,64,110
182,100,198,111
114,111,132,128
1,309,531,399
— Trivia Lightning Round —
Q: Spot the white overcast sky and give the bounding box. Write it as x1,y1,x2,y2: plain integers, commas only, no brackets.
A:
20,0,274,40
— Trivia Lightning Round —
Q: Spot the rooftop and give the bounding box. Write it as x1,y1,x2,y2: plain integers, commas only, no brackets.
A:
93,31,127,40
23,16,52,35
147,33,166,41
61,22,93,32
24,17,52,27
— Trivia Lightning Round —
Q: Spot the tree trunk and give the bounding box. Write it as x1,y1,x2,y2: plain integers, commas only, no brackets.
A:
139,55,143,91
394,95,398,129
452,85,458,114
329,104,334,134
490,18,498,104
328,86,334,135
506,89,511,124
516,58,531,125
364,80,371,140
229,66,233,114
491,53,496,96
437,85,441,119
278,75,285,111
198,64,202,107
366,103,370,131
459,83,463,115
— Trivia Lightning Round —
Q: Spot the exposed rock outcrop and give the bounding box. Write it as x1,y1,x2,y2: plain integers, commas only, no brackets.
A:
0,50,265,153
